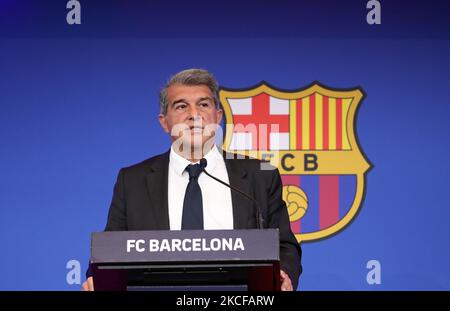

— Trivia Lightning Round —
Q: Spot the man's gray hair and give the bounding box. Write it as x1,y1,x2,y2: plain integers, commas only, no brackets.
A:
159,68,221,115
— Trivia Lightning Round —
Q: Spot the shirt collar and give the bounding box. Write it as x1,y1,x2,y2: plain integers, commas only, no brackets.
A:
169,144,223,177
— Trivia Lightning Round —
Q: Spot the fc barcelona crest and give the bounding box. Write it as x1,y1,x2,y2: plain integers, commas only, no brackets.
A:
219,82,372,243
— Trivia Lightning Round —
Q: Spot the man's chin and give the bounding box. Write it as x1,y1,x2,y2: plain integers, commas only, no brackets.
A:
174,136,202,149
172,136,214,157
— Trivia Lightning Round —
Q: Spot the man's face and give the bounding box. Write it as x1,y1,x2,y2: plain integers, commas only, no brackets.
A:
159,84,223,153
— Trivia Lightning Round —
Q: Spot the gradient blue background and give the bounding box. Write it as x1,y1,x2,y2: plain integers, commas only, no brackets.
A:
1,0,449,290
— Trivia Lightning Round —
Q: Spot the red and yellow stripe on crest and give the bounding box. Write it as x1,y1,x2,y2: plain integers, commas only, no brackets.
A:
289,93,352,151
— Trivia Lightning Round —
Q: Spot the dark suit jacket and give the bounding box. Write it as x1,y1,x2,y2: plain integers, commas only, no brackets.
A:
102,150,302,288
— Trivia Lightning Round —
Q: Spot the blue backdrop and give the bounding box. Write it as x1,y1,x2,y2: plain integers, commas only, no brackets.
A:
1,0,449,290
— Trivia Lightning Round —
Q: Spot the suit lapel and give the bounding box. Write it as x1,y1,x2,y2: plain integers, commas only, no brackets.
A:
223,153,253,229
145,151,170,230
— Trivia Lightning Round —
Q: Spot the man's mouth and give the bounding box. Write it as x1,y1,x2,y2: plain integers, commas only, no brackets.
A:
189,126,204,132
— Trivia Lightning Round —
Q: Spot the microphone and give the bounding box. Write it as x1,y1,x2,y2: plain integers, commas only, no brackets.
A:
199,158,264,229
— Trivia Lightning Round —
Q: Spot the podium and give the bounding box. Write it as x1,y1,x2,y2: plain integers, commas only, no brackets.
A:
90,229,280,291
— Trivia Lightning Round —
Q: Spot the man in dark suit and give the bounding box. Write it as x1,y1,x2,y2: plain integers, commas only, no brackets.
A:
82,69,302,291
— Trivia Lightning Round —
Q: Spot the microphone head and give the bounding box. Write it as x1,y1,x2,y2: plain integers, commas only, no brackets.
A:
200,158,207,169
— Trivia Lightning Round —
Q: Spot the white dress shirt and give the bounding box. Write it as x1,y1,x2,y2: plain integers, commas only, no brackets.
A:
167,145,234,230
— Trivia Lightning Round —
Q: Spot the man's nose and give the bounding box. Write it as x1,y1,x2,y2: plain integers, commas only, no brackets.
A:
187,105,201,120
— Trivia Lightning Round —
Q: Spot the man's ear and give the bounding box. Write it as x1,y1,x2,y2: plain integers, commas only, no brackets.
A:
216,109,223,124
159,114,170,133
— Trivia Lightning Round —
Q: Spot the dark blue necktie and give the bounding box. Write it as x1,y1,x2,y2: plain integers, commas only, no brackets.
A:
181,163,204,230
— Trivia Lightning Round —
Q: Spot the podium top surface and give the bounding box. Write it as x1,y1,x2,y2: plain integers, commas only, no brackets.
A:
91,229,279,265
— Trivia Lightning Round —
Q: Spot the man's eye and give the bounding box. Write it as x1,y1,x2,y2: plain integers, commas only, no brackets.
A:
176,104,187,110
200,102,210,107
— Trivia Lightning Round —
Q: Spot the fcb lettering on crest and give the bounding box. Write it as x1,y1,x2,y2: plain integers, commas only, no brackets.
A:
219,82,372,243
